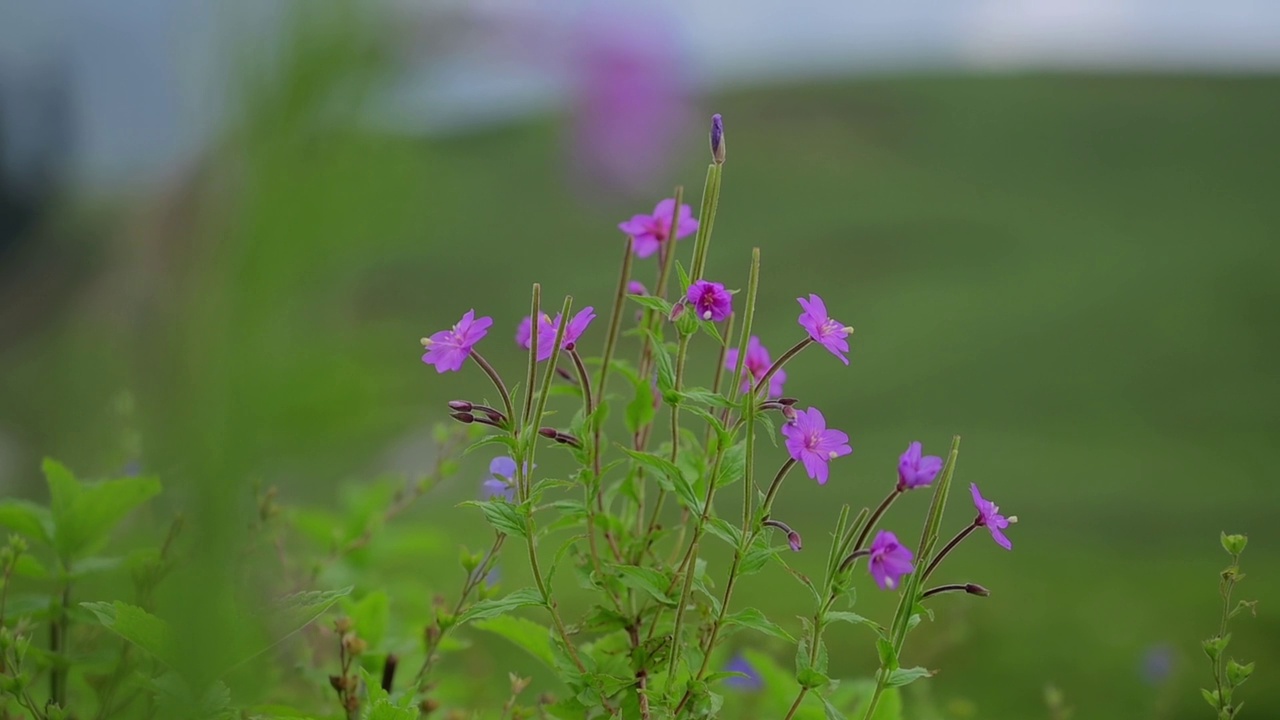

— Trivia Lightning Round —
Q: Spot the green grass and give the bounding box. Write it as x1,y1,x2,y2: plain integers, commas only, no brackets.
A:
2,73,1277,719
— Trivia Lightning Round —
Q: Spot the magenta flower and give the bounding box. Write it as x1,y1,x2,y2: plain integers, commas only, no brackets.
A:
970,483,1013,550
897,441,944,491
535,307,596,361
422,310,493,373
686,280,732,322
797,294,853,365
617,198,698,258
515,315,537,349
725,336,786,399
868,531,915,590
780,407,852,485
627,280,648,296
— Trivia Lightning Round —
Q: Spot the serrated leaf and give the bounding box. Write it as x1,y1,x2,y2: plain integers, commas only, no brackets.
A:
822,694,848,720
0,500,54,545
456,587,545,625
629,295,674,315
826,611,883,634
715,441,746,488
473,614,556,669
365,698,416,720
724,608,793,641
44,459,162,563
612,565,676,606
461,499,529,539
885,666,933,687
83,601,176,666
704,517,742,548
625,376,657,436
620,448,699,512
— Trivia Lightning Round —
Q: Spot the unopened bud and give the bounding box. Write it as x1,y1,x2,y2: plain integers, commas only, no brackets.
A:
420,699,441,715
333,616,353,634
447,400,472,412
782,405,797,422
538,427,558,440
329,674,344,691
777,397,798,406
342,633,367,656
450,411,475,424
965,583,990,597
710,114,725,164
1221,532,1247,556
669,302,686,322
787,531,803,552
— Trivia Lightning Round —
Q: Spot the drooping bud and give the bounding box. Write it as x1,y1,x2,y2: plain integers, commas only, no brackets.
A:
450,411,475,424
965,583,991,596
447,400,473,412
762,518,801,552
710,114,725,165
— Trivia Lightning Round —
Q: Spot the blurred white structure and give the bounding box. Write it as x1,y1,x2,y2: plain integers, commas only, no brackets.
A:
1,0,1278,194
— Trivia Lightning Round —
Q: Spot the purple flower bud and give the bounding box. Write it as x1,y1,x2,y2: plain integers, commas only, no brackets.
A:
965,583,990,597
450,411,475,424
710,113,725,164
669,302,686,322
538,427,559,439
448,400,473,412
787,531,802,552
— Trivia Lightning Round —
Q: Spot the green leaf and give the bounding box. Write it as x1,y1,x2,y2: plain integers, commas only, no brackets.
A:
875,638,898,671
715,441,747,488
625,377,657,435
345,591,390,648
885,666,933,687
704,517,742,548
44,459,161,562
724,608,793,641
629,294,673,315
675,260,692,295
822,695,848,720
473,615,556,669
650,336,678,395
1202,688,1220,709
611,565,676,606
0,500,54,545
826,611,883,634
456,587,545,625
82,601,176,666
620,448,699,512
365,698,416,720
461,499,529,539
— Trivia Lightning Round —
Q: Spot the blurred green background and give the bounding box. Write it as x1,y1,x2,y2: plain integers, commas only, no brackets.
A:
0,8,1277,717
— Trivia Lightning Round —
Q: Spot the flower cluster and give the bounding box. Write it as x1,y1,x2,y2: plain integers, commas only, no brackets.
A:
413,112,1016,718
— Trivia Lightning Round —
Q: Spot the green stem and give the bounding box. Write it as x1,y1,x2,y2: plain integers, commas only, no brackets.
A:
689,163,720,281
523,297,574,500
849,488,903,558
760,459,798,518
753,337,812,400
596,237,635,402
520,284,541,432
469,351,515,430
921,521,978,581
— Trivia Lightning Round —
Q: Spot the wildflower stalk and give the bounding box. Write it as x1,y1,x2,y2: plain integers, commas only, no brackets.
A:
921,521,978,580
753,337,812,401
642,332,693,542
667,248,760,706
520,284,541,435
859,436,961,720
760,459,798,515
523,297,573,497
689,163,720,281
468,351,516,432
596,236,635,401
850,488,904,556
414,532,505,690
703,312,735,449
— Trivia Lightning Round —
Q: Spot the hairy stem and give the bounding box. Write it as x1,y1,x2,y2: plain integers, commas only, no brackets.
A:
469,351,515,431
921,521,978,581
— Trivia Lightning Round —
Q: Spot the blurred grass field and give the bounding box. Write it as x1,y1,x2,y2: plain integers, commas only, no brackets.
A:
2,73,1277,719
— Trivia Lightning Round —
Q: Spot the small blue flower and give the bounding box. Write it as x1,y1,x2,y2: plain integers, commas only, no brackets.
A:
723,653,763,691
